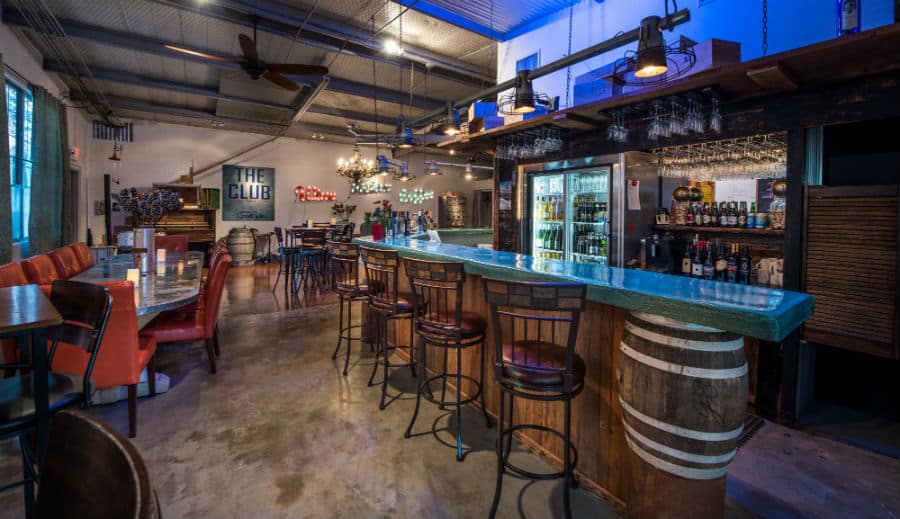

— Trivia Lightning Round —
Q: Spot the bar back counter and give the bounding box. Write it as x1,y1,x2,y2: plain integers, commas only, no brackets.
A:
355,235,814,519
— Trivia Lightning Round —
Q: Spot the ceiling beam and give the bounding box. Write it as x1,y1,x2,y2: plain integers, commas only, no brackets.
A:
6,8,445,111
393,0,500,40
44,59,401,126
68,92,352,137
148,0,494,86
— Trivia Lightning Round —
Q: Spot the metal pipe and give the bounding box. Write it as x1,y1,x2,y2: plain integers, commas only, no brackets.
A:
432,161,493,170
408,8,690,128
289,78,329,125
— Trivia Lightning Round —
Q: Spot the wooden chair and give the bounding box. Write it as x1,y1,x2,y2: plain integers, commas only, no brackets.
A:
0,280,112,516
402,258,490,461
482,278,587,519
36,409,160,519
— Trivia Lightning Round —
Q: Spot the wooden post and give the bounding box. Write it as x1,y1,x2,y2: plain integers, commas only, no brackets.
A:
619,311,749,519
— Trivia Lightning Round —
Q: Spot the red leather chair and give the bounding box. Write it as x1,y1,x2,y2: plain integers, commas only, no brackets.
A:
21,254,63,285
48,246,84,279
143,254,231,374
0,262,27,287
0,263,29,366
175,244,228,314
71,242,95,270
155,235,189,255
49,281,158,438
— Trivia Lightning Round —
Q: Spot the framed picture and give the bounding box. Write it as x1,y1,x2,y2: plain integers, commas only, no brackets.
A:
222,165,275,221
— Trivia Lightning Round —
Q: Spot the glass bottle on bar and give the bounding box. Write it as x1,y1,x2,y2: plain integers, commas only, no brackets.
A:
837,0,860,36
727,243,738,283
691,242,704,278
682,242,693,276
739,244,752,285
703,243,716,280
714,241,727,281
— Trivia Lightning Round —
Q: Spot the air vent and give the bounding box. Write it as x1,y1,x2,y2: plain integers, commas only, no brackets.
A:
92,121,134,142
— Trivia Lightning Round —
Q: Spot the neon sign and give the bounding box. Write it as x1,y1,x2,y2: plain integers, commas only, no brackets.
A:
398,188,434,205
295,185,337,202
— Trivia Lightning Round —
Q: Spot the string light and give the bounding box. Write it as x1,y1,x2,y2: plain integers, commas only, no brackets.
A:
398,188,434,205
295,185,337,202
351,179,392,194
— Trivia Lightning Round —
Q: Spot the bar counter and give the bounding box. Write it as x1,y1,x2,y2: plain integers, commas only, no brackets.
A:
355,235,814,518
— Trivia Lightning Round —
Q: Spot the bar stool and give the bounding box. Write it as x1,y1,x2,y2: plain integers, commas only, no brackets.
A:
482,278,587,519
403,258,491,461
298,229,327,294
327,241,369,375
359,247,416,410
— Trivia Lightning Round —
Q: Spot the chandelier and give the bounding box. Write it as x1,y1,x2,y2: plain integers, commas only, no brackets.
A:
336,144,379,183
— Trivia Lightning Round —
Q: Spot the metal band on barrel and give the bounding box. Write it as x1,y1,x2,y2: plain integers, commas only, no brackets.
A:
620,342,749,379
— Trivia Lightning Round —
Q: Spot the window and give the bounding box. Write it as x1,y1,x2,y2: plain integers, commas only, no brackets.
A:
516,52,540,73
6,82,32,242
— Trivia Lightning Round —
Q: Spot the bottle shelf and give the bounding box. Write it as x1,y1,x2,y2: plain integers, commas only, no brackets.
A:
538,220,565,224
654,224,785,237
572,221,609,225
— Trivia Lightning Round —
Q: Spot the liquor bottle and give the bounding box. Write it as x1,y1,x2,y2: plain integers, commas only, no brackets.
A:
714,241,727,281
543,197,550,220
699,203,708,226
682,243,692,276
710,203,719,227
719,202,728,227
755,209,767,229
747,203,757,229
837,0,860,36
555,226,563,251
738,202,748,228
726,244,738,283
702,243,715,280
728,203,738,227
738,244,752,285
691,242,704,277
547,226,555,250
686,203,695,226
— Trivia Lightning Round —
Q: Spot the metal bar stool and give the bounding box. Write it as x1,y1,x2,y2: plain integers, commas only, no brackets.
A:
359,247,416,410
482,278,587,519
272,227,298,292
298,230,327,294
403,258,492,462
326,241,369,375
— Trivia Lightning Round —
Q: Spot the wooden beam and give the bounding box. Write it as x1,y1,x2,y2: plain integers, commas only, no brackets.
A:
746,63,799,91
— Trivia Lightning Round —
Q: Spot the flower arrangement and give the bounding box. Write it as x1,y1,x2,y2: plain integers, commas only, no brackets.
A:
372,200,393,225
330,202,357,222
118,187,184,227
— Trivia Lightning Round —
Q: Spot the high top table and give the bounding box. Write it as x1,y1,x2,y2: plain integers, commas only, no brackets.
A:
355,235,814,519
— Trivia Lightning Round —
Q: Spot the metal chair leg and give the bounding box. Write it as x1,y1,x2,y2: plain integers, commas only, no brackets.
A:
343,297,353,376
408,316,417,379
564,398,573,519
455,346,463,462
20,436,35,519
479,339,492,427
379,316,389,410
404,335,426,439
439,346,449,411
332,294,345,360
488,390,506,519
367,311,382,387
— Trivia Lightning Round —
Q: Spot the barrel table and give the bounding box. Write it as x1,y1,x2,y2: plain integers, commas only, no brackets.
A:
355,235,813,519
227,227,256,266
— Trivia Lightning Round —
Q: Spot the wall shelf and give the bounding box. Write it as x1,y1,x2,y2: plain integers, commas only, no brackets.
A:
654,225,784,237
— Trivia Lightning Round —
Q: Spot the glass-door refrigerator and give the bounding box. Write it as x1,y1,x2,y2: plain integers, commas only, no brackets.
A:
529,173,566,259
527,165,611,264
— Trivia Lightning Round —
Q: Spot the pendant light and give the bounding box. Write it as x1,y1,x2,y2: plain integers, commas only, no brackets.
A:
464,161,474,181
439,104,460,135
513,70,536,113
108,141,122,169
635,16,667,78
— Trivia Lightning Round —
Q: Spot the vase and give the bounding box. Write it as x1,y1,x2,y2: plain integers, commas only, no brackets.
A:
371,223,384,241
133,226,156,273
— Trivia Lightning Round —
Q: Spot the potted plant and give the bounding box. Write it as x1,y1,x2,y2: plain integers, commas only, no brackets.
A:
330,201,357,224
360,211,373,236
118,187,183,271
370,200,392,241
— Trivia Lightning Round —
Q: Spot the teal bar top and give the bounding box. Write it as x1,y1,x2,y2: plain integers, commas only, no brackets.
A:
354,236,814,342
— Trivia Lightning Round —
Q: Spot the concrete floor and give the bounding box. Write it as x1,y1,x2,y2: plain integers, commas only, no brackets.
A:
0,264,896,518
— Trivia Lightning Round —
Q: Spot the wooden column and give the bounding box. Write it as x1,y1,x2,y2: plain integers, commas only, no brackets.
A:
619,311,748,519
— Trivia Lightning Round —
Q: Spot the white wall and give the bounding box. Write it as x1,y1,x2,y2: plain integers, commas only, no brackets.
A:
499,0,896,108
1,23,95,259
85,120,484,242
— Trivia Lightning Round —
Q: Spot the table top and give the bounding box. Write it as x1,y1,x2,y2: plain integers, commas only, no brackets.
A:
72,252,203,316
0,285,63,334
354,236,814,342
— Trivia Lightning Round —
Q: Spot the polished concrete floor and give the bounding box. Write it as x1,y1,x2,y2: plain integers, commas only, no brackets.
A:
1,264,897,518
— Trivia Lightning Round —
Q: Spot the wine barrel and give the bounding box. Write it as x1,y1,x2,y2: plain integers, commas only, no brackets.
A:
227,227,256,266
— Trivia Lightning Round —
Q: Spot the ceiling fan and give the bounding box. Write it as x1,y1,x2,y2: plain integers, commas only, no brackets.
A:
165,20,328,91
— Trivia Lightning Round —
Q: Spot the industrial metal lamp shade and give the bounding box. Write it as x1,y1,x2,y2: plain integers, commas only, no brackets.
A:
441,105,460,136
635,16,668,78
398,127,415,148
513,70,536,114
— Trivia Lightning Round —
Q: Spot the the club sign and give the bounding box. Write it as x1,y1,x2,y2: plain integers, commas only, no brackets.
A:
222,164,275,221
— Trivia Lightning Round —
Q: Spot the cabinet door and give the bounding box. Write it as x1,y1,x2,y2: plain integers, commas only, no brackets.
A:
803,185,899,359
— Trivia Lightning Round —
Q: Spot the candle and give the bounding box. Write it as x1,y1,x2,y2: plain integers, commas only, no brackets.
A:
156,248,166,264
126,268,140,286
177,260,184,275
330,217,337,225
308,219,314,228
156,262,166,276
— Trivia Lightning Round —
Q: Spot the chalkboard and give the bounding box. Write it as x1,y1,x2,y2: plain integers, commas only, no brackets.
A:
757,178,777,212
222,165,275,221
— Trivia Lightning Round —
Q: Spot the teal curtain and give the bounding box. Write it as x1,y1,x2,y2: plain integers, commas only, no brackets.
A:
0,55,11,264
29,86,67,255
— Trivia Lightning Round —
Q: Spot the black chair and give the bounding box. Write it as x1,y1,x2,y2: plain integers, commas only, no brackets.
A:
327,241,369,375
402,258,491,461
298,229,327,293
36,409,161,519
0,280,112,518
272,227,300,292
482,278,587,519
330,222,356,242
359,247,416,410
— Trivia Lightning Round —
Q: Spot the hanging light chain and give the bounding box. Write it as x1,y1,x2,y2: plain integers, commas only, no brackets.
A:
762,0,769,56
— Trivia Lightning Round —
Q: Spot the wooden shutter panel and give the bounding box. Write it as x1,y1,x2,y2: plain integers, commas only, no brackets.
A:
803,185,899,358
